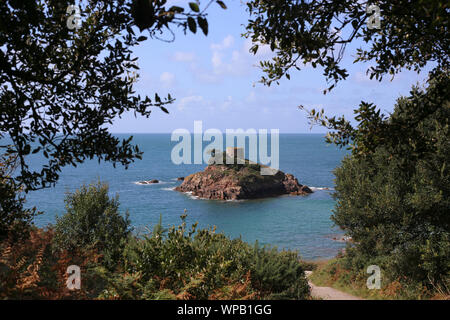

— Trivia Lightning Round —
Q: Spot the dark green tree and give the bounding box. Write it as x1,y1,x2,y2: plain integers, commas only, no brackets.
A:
0,154,38,240
245,0,449,289
332,72,449,286
0,0,226,234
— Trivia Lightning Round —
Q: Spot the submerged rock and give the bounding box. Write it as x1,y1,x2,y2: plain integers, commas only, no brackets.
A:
139,179,159,184
175,151,312,200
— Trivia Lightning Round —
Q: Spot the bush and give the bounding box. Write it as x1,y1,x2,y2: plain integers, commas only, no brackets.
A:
53,181,131,271
103,215,310,300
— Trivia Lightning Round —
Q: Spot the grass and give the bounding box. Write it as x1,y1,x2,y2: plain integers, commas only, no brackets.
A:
309,259,385,300
308,258,449,300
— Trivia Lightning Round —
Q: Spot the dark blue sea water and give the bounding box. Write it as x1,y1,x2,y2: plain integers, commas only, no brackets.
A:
23,134,348,260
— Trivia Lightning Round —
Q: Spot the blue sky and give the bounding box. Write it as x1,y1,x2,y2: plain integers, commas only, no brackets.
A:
110,0,433,133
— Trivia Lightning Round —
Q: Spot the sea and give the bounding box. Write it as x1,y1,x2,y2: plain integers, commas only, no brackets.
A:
22,133,349,260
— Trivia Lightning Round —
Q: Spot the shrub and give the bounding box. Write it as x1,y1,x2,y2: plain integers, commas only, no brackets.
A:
53,181,131,271
106,215,310,300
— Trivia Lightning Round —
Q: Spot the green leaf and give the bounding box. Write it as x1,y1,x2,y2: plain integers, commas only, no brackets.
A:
23,144,31,155
187,17,197,33
32,147,41,154
216,0,227,9
169,6,184,13
160,106,169,114
197,17,208,36
189,2,200,12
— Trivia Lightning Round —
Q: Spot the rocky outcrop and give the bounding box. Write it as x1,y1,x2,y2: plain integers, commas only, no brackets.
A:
175,161,312,200
139,179,159,184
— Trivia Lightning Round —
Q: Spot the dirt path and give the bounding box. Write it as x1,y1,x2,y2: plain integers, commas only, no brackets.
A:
305,271,363,300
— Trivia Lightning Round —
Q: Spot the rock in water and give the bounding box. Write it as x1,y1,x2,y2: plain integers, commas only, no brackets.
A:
139,179,159,184
175,153,312,200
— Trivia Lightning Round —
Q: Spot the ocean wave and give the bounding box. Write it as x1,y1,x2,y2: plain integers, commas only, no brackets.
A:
161,187,176,191
184,192,202,200
134,180,174,186
309,186,335,191
179,191,245,202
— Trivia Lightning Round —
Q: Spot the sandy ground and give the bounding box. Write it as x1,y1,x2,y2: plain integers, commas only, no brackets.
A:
305,271,363,300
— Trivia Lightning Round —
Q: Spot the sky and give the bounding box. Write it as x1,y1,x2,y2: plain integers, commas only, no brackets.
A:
110,0,433,134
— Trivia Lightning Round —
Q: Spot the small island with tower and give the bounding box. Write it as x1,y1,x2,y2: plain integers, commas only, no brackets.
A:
175,147,312,200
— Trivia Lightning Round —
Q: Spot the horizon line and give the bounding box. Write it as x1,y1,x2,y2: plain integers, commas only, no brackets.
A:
109,132,329,134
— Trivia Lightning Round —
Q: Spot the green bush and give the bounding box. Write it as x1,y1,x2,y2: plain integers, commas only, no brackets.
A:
53,181,131,271
112,215,310,300
332,72,450,290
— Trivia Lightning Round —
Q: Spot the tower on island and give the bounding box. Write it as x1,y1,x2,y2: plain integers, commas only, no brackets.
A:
226,147,244,160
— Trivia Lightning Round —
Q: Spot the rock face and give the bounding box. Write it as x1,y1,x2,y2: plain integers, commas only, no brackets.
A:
175,161,312,200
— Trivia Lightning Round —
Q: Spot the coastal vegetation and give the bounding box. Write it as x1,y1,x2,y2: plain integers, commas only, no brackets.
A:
0,181,311,299
1,0,448,300
245,0,449,298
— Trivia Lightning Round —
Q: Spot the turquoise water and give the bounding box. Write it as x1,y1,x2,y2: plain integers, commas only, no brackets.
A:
24,134,348,260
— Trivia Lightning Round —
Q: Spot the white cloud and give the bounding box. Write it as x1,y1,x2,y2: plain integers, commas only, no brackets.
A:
172,51,196,62
211,51,222,68
207,36,252,78
221,95,233,110
354,71,372,83
242,38,273,59
177,95,204,111
211,35,234,51
160,71,175,87
245,91,256,103
187,35,275,84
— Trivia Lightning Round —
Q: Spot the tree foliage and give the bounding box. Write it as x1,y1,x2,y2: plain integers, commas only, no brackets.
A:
332,73,449,286
0,0,226,191
245,0,448,91
245,0,450,291
0,154,38,241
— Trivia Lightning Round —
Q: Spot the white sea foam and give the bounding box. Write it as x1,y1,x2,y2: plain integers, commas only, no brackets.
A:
309,187,335,191
134,180,174,186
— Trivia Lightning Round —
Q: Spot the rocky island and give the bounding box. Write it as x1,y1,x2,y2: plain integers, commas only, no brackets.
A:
175,148,312,200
